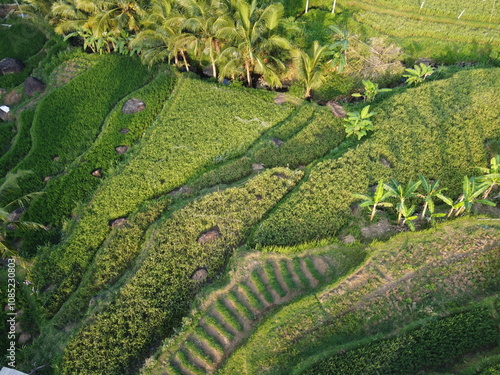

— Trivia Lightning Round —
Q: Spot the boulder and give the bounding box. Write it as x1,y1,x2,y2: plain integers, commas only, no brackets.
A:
18,332,32,344
271,137,284,147
0,57,24,75
122,98,145,114
415,58,436,67
91,168,102,177
110,217,128,228
191,268,209,282
274,93,287,105
119,128,130,134
252,163,265,171
24,76,45,97
115,145,129,154
0,4,17,18
4,91,22,105
197,226,221,244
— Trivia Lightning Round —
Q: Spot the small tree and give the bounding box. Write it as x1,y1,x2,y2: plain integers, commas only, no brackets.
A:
343,105,376,140
403,63,435,86
452,176,495,216
352,180,393,221
384,178,421,224
293,41,328,98
476,155,500,199
352,79,391,102
399,203,418,231
416,174,448,221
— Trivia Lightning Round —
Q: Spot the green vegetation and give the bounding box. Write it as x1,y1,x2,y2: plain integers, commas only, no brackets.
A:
253,68,500,246
60,168,302,375
222,219,500,374
301,306,498,374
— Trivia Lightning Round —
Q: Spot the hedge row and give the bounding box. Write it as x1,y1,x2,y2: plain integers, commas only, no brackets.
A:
0,110,34,176
7,54,151,204
26,70,176,229
301,306,498,374
60,168,303,375
32,77,293,316
253,68,500,245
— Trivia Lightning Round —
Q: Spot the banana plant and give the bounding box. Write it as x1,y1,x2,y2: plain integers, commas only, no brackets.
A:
416,174,447,221
343,105,376,140
403,63,435,86
352,79,391,102
352,180,393,221
384,178,421,224
476,155,500,199
399,203,418,231
452,176,495,216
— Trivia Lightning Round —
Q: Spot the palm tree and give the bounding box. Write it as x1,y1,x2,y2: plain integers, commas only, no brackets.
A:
328,25,350,72
352,179,393,221
1,171,45,267
293,41,328,98
399,202,418,231
384,178,421,224
217,0,292,87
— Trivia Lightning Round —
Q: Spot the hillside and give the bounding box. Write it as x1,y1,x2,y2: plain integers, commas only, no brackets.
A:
0,0,499,374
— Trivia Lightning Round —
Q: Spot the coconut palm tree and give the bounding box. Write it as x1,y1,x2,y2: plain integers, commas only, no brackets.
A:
293,40,328,98
1,171,45,267
217,0,292,87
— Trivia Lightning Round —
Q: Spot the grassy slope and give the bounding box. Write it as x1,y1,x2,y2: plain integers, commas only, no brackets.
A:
221,218,500,374
253,68,500,246
142,245,366,374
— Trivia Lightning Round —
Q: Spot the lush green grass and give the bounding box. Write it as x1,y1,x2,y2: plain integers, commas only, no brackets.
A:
59,168,302,375
253,68,500,246
4,54,151,205
0,122,15,153
32,75,294,317
221,219,500,375
0,110,34,176
0,21,47,88
300,304,499,374
25,69,176,229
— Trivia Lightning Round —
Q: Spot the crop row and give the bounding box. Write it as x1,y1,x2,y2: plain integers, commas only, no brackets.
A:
355,11,500,47
0,110,34,176
221,219,500,374
301,306,498,374
26,70,176,230
252,68,500,246
32,77,293,316
8,54,151,204
351,0,499,23
60,168,303,375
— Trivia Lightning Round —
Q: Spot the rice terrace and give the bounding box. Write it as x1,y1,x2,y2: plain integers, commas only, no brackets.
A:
0,0,499,373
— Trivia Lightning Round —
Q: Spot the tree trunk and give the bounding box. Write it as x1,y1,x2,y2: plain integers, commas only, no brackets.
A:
370,204,377,221
210,44,217,79
180,50,189,71
332,0,337,13
420,201,428,220
245,61,251,87
305,0,309,13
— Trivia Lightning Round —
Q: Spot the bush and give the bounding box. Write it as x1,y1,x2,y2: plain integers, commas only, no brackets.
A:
253,68,500,245
60,168,303,375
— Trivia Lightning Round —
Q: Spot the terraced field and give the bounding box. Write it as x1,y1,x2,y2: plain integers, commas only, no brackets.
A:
144,247,366,375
